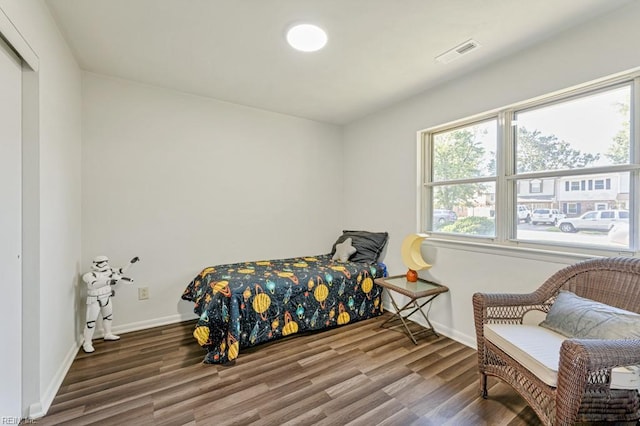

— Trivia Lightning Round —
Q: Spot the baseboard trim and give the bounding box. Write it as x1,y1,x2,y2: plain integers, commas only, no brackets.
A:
27,402,43,421
381,301,476,349
30,340,80,419
90,312,198,339
115,313,198,335
428,319,477,349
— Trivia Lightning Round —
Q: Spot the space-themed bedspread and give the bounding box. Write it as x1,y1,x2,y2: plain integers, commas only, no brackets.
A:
181,254,387,364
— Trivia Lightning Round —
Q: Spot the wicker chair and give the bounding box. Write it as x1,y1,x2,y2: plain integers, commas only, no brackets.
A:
473,256,640,425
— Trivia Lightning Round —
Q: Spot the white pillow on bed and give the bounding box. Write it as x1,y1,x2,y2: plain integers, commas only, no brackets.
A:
332,237,357,262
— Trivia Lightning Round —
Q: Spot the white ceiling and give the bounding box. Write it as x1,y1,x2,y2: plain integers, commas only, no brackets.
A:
46,0,634,125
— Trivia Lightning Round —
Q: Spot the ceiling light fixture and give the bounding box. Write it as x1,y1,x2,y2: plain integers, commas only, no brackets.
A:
286,24,328,52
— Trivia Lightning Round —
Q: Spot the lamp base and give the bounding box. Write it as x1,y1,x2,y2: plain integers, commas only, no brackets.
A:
406,269,418,282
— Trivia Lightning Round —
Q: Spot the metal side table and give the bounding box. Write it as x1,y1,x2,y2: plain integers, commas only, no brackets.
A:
374,275,449,344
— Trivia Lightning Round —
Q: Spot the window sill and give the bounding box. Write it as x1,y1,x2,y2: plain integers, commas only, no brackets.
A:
423,235,636,265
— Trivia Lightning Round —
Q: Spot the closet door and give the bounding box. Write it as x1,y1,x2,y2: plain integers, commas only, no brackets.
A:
0,36,22,417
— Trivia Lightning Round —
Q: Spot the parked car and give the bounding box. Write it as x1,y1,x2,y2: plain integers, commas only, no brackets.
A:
517,205,531,223
433,209,457,224
557,210,629,233
531,208,565,226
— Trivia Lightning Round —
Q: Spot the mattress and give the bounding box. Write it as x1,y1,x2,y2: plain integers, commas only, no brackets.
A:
182,253,386,363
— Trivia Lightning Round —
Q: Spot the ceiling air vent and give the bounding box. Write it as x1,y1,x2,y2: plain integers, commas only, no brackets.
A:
435,39,481,64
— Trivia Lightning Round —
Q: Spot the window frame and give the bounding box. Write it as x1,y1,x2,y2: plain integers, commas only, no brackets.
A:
422,117,499,235
420,72,640,256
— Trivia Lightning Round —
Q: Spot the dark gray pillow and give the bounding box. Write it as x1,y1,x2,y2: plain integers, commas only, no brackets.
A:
331,230,388,263
539,290,640,339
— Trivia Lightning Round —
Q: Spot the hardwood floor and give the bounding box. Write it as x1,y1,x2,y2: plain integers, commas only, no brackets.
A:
40,313,541,425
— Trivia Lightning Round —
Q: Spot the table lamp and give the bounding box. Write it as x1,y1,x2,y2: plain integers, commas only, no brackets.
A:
401,233,432,282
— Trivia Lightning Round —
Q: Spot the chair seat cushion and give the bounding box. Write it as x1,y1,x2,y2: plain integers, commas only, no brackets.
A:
484,324,640,390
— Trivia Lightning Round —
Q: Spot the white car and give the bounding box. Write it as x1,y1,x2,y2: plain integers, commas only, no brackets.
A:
517,205,531,223
531,208,565,226
557,210,629,233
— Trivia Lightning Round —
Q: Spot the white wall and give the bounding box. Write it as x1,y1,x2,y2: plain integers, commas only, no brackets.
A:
0,0,82,418
343,1,640,347
0,35,23,419
82,73,343,333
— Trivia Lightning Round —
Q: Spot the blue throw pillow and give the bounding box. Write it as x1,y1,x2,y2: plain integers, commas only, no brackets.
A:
539,290,640,339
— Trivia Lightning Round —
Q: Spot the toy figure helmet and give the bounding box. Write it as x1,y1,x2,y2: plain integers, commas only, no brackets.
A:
92,255,110,272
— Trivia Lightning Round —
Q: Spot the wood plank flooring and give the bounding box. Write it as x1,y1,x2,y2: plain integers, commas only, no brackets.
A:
39,313,541,425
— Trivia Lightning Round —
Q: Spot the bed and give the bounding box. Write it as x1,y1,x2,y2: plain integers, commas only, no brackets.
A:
181,230,388,364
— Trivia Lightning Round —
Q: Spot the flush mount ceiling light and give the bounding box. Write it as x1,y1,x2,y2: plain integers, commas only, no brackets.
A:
286,24,327,52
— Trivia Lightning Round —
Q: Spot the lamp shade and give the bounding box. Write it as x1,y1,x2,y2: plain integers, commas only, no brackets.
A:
401,234,432,272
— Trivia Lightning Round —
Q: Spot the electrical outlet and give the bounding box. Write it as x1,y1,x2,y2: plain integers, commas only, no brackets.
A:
138,287,149,300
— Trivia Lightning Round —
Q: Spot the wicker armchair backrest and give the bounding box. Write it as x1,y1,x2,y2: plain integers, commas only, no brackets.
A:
534,257,640,314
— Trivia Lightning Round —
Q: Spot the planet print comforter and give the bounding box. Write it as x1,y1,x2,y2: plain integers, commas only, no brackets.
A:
181,254,386,364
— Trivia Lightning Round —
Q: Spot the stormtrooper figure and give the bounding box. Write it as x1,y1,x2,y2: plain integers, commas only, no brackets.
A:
82,255,140,353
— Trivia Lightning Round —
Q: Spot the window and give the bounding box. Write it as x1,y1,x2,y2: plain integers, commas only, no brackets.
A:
422,75,638,253
596,203,608,210
567,203,579,215
426,119,497,235
529,179,542,193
